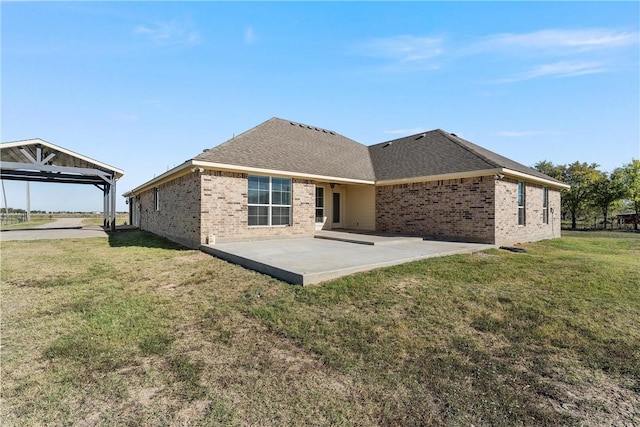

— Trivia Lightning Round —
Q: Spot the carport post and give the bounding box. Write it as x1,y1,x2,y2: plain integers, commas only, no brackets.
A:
110,178,116,232
103,185,109,228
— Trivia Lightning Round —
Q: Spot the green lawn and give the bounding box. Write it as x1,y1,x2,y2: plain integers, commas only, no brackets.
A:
81,213,129,227
1,230,639,425
0,218,55,230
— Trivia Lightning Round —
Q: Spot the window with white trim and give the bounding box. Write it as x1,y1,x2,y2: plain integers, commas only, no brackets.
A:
517,182,526,226
542,187,549,224
315,187,324,223
248,176,291,226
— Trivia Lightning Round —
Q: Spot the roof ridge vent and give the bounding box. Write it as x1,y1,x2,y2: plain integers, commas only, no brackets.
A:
288,120,336,135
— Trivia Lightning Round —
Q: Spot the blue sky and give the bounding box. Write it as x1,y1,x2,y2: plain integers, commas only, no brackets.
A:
2,1,639,212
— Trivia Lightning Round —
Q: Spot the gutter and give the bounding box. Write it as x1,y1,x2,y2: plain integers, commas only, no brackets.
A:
375,168,570,190
122,159,375,198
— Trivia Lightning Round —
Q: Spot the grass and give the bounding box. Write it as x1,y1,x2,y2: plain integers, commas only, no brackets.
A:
1,230,639,425
0,218,56,230
81,214,129,227
0,213,128,230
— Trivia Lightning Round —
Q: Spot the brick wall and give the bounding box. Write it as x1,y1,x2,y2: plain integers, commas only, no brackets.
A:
136,169,562,248
200,171,315,243
494,178,562,245
375,177,496,243
138,172,201,248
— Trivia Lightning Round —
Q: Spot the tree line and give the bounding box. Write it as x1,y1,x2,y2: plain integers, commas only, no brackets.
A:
535,159,640,230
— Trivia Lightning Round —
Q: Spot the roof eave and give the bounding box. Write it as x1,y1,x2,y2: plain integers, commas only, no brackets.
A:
374,167,570,189
191,160,375,185
375,169,503,186
122,159,375,198
123,161,194,197
500,168,570,189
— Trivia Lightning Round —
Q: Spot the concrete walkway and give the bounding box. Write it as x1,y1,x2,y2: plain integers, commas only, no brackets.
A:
0,217,109,241
201,232,493,285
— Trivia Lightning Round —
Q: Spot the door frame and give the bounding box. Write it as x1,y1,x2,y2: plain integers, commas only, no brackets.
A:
331,187,343,229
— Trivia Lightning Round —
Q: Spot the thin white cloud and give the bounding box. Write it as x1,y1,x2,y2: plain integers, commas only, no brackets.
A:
496,61,606,83
352,27,636,79
475,28,638,55
355,35,445,63
244,26,256,44
385,127,424,135
498,130,545,137
139,98,162,106
498,130,565,137
134,21,200,46
114,114,139,123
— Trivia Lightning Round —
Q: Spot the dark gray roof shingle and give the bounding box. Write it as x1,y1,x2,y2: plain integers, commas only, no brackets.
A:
369,129,565,184
194,117,375,181
194,118,563,185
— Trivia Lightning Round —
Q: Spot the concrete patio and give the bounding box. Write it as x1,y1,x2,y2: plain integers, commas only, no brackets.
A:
201,231,493,285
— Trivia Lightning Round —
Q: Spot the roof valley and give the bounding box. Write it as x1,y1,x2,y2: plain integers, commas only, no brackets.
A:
192,117,564,186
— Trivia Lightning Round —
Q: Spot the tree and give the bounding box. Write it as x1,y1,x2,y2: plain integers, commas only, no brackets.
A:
534,160,570,220
589,170,626,229
534,160,565,181
561,162,602,229
619,159,640,230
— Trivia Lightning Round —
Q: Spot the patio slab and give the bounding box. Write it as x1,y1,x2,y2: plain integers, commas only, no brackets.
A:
201,233,493,285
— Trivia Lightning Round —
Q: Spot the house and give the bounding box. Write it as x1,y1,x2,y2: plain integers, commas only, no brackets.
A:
123,117,569,248
617,210,639,228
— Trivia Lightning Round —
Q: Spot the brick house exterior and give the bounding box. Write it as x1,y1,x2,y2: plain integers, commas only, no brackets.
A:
376,177,496,243
125,118,568,248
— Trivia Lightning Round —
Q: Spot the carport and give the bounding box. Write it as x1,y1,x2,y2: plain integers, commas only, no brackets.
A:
0,138,124,231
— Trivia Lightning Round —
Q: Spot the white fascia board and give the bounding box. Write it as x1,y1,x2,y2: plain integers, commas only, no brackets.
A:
375,167,570,190
123,161,194,197
123,160,375,198
375,169,502,186
1,138,125,179
191,160,375,185
501,168,570,190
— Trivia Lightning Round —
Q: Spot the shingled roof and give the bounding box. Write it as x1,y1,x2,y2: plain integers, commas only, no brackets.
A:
369,129,564,184
194,118,375,182
191,117,564,186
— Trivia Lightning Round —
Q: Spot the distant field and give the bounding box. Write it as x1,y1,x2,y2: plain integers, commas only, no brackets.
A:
80,213,129,227
1,230,638,425
0,214,129,230
0,218,56,230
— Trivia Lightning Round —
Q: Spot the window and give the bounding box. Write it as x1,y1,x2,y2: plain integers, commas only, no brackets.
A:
517,182,526,226
542,187,549,224
315,187,324,223
248,176,291,226
154,187,160,211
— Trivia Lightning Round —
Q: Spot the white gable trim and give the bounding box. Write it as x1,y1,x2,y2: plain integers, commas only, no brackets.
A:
1,138,124,179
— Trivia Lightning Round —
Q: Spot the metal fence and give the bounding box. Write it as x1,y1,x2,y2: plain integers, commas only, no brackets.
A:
0,212,28,226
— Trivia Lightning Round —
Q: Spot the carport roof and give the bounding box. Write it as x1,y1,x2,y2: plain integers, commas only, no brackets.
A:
0,138,124,185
